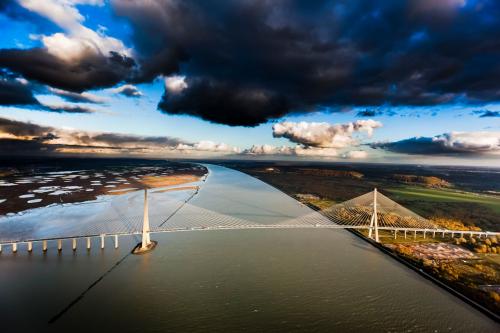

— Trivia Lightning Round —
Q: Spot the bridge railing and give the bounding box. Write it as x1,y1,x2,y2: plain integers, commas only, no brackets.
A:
1,224,499,254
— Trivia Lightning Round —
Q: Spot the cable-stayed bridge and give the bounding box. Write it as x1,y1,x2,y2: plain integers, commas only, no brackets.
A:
1,180,498,254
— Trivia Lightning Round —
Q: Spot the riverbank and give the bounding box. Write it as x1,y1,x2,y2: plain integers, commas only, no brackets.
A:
0,164,497,332
355,230,500,322
302,201,500,322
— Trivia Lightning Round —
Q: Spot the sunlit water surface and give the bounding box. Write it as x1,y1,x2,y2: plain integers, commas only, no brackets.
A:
0,165,497,332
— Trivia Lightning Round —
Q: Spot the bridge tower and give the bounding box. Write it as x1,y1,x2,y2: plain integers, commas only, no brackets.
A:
142,189,151,248
367,188,380,242
132,189,157,254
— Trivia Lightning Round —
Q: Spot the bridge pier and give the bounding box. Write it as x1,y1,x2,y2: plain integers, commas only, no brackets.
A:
58,239,62,252
43,240,47,252
394,230,397,239
442,231,445,238
414,230,417,240
72,238,77,251
12,243,17,253
0,244,2,253
27,241,33,252
114,235,119,249
86,237,91,250
100,234,105,249
404,230,407,239
423,230,426,239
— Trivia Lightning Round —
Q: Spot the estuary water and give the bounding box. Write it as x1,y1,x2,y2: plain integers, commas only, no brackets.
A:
0,164,497,332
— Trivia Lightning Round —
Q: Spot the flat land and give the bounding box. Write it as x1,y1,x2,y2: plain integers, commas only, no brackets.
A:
387,186,500,214
0,159,206,215
224,161,500,231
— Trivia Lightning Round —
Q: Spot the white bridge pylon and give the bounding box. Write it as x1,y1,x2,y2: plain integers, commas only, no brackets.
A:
321,188,439,242
141,189,151,249
368,188,379,242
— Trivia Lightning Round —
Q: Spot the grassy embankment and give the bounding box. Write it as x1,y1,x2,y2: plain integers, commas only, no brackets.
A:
387,186,500,214
385,186,500,231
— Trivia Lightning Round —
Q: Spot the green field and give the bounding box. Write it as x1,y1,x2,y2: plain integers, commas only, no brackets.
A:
386,186,500,214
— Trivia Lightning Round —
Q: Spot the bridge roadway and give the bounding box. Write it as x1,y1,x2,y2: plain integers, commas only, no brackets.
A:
1,163,498,251
0,164,498,331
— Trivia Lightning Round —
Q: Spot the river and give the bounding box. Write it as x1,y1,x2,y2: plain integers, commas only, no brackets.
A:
0,164,497,332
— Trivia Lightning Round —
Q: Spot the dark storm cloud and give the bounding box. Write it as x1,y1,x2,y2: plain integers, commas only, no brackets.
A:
3,1,500,124
0,48,136,93
74,132,185,147
0,73,39,106
44,104,96,114
0,116,190,156
158,78,290,126
473,110,500,118
371,132,500,155
357,110,383,117
0,138,57,156
110,0,500,126
0,71,97,113
49,88,105,104
0,117,54,138
371,137,453,155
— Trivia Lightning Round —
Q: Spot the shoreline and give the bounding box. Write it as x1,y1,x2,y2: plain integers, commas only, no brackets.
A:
348,227,500,323
300,201,500,323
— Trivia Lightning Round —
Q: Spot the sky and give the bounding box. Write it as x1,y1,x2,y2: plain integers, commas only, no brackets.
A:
0,0,499,166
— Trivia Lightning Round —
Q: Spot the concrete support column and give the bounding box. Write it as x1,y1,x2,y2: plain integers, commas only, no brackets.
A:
141,189,152,249
461,232,464,238
100,234,105,249
114,235,119,249
404,230,407,239
423,231,426,239
368,214,374,239
394,230,397,239
433,231,436,238
57,239,62,251
442,231,445,238
12,243,17,253
0,244,2,253
72,238,77,251
451,232,454,238
27,241,33,252
86,237,91,250
371,188,379,243
414,230,417,240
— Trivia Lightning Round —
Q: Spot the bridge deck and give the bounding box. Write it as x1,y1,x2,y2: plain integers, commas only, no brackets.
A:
0,164,498,249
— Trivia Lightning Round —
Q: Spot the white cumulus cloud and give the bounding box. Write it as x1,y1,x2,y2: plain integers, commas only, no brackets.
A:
175,140,240,154
342,150,368,159
242,145,338,157
164,75,188,94
432,131,500,153
273,120,382,149
19,0,129,62
111,84,143,97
